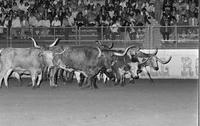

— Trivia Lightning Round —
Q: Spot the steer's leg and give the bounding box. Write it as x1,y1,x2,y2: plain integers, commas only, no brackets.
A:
4,69,13,88
30,70,38,88
92,76,98,89
13,72,22,85
74,71,81,85
0,70,8,88
143,67,154,83
31,75,37,88
49,67,58,87
36,72,42,88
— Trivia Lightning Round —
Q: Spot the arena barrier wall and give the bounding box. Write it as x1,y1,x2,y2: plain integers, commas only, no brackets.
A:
137,49,198,79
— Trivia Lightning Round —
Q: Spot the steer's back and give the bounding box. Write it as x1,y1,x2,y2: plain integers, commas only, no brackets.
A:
0,48,43,70
59,46,100,68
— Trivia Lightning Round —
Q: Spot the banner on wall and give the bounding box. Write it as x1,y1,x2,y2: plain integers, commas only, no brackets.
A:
137,49,199,79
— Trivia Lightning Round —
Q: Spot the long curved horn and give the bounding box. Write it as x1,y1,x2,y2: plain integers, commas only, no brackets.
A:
30,37,40,48
49,38,60,47
97,47,102,58
113,45,136,56
151,48,158,56
137,48,158,57
55,49,66,55
157,56,172,64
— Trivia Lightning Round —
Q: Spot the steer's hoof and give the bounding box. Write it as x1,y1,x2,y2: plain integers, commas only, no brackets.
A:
27,83,32,87
129,79,135,84
50,85,58,88
81,84,90,89
36,85,41,88
32,86,37,89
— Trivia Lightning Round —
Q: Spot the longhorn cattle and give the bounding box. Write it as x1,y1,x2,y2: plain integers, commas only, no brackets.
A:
131,48,172,81
96,42,151,86
31,38,137,89
0,48,54,88
50,45,136,89
111,51,150,86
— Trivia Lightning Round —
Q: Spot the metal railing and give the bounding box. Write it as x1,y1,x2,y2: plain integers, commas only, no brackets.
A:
0,25,198,49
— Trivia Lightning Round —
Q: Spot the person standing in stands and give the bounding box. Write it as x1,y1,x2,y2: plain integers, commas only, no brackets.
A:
160,13,176,41
110,17,121,40
11,13,21,39
74,12,86,30
51,15,61,36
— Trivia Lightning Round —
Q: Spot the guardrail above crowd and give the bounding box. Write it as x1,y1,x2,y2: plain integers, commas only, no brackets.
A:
0,25,198,49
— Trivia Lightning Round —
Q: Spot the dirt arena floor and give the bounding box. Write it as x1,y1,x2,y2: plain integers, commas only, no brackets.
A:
0,79,198,126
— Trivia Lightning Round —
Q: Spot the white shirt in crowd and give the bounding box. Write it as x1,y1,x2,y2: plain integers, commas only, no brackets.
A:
110,22,121,33
29,16,38,27
12,16,21,28
51,19,61,27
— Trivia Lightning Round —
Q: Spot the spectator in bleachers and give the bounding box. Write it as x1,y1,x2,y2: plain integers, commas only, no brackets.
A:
160,13,176,40
104,14,112,40
95,11,106,40
154,0,162,21
39,16,51,37
51,15,61,36
94,3,101,14
110,17,121,40
11,14,21,38
177,14,188,34
74,12,86,29
0,0,198,41
3,15,11,29
86,7,97,26
66,12,75,26
51,15,61,27
0,14,4,38
129,14,137,40
12,2,19,12
20,15,29,39
119,12,131,40
62,16,71,40
29,13,38,27
28,13,38,36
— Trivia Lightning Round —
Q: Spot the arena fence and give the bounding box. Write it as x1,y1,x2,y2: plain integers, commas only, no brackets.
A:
0,25,198,49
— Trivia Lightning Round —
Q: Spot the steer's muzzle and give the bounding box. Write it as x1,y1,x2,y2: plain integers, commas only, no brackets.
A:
154,67,159,71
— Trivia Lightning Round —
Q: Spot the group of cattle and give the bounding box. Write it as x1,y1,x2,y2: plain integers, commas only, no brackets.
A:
0,38,172,89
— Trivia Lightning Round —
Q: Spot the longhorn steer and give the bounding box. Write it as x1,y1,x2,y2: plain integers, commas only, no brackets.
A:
0,48,54,88
132,48,172,82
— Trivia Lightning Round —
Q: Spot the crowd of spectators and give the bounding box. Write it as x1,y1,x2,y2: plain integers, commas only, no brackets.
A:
160,0,199,40
0,0,198,40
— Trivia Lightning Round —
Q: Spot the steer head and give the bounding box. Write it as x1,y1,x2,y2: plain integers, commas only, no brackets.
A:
98,45,136,73
137,48,172,71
